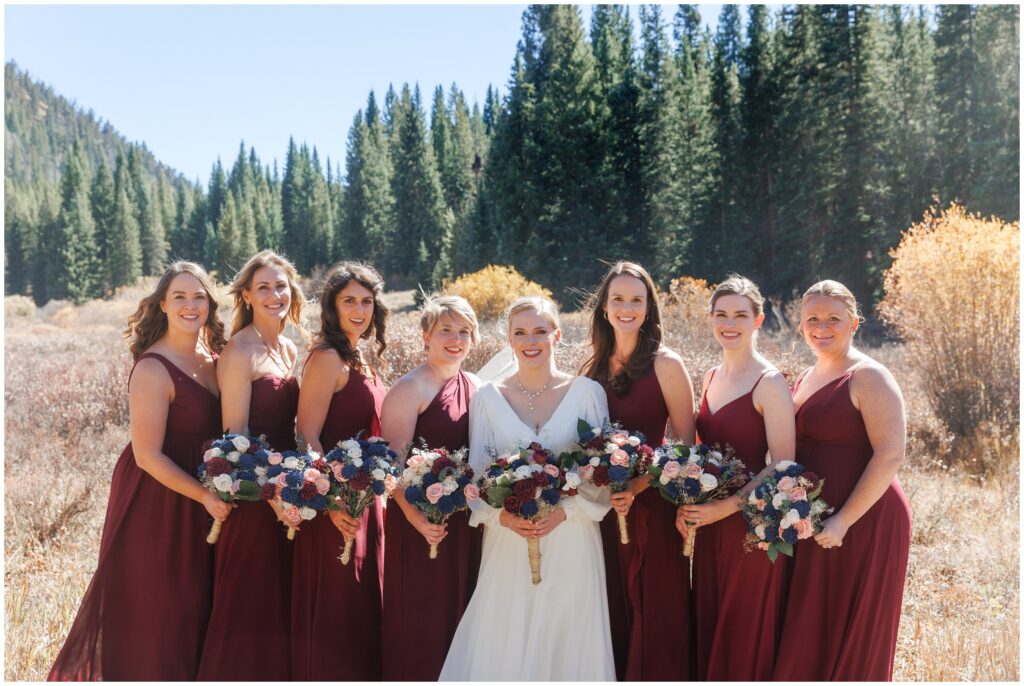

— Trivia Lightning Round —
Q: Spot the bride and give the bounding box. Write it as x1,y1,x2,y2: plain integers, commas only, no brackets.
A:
439,296,616,681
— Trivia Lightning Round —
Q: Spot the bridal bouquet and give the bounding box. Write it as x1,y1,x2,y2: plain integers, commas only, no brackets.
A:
561,419,654,544
196,433,275,543
272,449,334,540
741,460,832,563
323,436,400,564
400,444,479,559
478,443,577,584
647,442,747,584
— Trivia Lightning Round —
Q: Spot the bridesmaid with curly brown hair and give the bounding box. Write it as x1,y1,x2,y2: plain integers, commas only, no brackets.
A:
49,262,228,681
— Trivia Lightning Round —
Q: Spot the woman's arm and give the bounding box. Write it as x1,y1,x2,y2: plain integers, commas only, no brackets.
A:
217,343,254,435
815,363,906,548
295,349,346,455
129,359,232,521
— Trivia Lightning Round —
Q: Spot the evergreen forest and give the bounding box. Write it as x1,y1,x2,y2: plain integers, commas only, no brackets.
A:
4,4,1019,314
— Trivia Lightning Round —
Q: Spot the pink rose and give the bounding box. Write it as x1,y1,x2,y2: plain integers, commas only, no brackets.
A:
464,483,480,500
275,473,288,488
610,449,630,466
267,452,283,466
794,518,814,539
579,465,594,481
282,506,302,527
407,453,425,469
662,461,681,479
684,463,703,479
331,463,346,481
543,464,560,478
315,477,331,495
304,468,321,483
789,487,807,502
383,475,397,494
777,476,796,492
610,433,628,447
426,483,445,504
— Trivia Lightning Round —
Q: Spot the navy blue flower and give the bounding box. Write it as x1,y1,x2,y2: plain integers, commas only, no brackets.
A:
236,468,256,482
783,464,803,478
682,478,701,497
280,488,300,504
608,465,630,483
510,459,526,470
780,526,798,544
792,500,811,517
422,472,439,487
764,525,779,542
405,485,423,504
341,463,359,480
456,475,470,487
311,494,327,510
664,481,681,500
541,489,561,506
285,471,304,488
371,480,385,496
267,464,283,478
437,495,455,515
451,491,466,509
519,500,539,518
238,453,257,469
763,503,777,519
487,467,504,478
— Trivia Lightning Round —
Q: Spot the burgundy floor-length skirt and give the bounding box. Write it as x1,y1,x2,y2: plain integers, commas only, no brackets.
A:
693,369,788,681
774,370,911,681
290,368,387,680
197,374,299,681
48,353,221,681
382,370,482,680
603,366,694,681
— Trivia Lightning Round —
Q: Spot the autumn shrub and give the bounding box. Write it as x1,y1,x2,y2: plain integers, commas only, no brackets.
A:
880,204,1019,471
443,265,553,321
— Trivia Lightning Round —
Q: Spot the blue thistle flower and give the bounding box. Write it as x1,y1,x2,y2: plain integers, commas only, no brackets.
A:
519,500,539,518
405,485,423,504
437,495,455,515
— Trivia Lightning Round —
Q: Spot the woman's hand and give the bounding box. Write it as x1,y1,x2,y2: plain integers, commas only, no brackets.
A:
610,490,635,515
408,507,447,546
534,508,566,538
678,496,739,531
814,514,849,549
268,497,299,531
499,509,537,539
328,499,362,541
202,492,234,521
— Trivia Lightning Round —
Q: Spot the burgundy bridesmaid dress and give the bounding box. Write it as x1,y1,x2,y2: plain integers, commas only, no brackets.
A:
197,374,299,681
693,368,788,680
773,367,911,681
290,367,387,680
604,366,694,681
381,370,482,680
48,353,221,681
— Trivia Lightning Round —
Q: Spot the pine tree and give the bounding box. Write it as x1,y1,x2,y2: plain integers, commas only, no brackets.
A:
50,142,100,302
207,159,228,229
127,146,168,275
306,147,335,268
90,157,116,294
280,138,309,269
217,191,241,276
171,182,196,261
108,151,142,289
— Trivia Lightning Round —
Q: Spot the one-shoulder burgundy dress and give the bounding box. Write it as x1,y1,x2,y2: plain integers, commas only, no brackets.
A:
381,370,482,680
197,374,299,681
603,366,694,681
773,367,911,681
290,367,387,680
693,368,788,680
48,353,221,681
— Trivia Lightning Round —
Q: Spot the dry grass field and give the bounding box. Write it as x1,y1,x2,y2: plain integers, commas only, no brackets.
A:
4,282,1019,681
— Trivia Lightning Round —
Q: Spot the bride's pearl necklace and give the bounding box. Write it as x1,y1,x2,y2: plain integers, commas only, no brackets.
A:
516,375,550,412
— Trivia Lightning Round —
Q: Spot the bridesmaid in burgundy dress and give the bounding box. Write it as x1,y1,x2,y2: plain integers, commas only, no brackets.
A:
379,295,483,680
581,261,696,680
292,261,390,680
49,262,228,681
198,250,304,681
774,280,911,681
677,275,795,680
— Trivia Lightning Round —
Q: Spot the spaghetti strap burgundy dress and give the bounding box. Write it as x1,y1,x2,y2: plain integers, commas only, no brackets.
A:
48,353,221,681
197,373,299,681
693,369,789,680
381,370,482,680
290,367,387,680
773,368,911,681
604,366,693,681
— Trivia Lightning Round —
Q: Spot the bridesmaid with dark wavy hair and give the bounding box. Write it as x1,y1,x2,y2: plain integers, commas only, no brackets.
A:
198,249,305,681
581,261,697,681
49,262,227,681
292,261,390,680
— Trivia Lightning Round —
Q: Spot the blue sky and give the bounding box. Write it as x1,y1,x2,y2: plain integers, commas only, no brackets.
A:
5,4,724,183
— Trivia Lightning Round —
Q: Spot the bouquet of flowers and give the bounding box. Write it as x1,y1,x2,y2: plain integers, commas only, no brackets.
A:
399,444,479,559
647,442,748,585
741,460,832,563
271,449,335,540
561,419,654,544
323,436,400,564
197,433,276,543
478,443,577,585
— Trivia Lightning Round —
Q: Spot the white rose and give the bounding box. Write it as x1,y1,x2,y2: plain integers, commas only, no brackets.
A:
283,456,300,469
442,477,458,495
775,460,797,472
659,474,671,485
371,468,386,481
231,435,250,452
530,463,543,473
226,451,240,463
772,493,787,509
748,490,759,504
710,450,723,461
605,442,619,454
257,475,268,486
307,450,321,461
783,509,801,527
340,439,359,451
347,447,363,459
687,453,702,464
755,523,767,539
592,426,602,437
213,474,233,492
352,456,364,468
402,467,418,483
564,471,582,489
709,456,722,467
699,473,718,491
627,435,641,447
204,447,223,461
425,452,440,461
589,456,601,467
255,466,267,477
376,458,391,470
515,465,532,479
299,507,317,521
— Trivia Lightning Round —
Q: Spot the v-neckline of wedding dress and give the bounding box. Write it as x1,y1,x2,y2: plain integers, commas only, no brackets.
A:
494,376,584,437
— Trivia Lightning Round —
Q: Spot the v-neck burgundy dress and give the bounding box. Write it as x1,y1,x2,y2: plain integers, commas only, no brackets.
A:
197,373,299,681
381,370,482,680
49,353,221,681
604,366,695,681
773,367,911,681
290,367,387,680
693,368,789,680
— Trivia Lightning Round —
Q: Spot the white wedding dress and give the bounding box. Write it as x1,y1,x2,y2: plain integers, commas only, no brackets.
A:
439,377,616,681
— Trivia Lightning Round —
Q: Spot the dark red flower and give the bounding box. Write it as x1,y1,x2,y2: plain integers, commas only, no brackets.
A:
259,482,277,500
311,458,327,472
434,447,450,459
431,456,455,475
704,462,722,476
349,472,371,491
514,479,536,501
531,472,548,486
636,444,655,459
586,436,606,450
496,458,509,468
464,467,475,480
565,488,578,497
528,441,544,452
592,465,610,487
802,471,821,490
246,441,261,454
300,482,318,500
531,450,547,464
503,495,521,513
205,457,233,477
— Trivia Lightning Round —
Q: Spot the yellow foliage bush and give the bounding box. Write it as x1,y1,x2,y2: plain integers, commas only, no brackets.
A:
880,204,1019,452
443,265,553,321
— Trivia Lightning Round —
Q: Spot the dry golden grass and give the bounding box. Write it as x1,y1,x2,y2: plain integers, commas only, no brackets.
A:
4,286,1018,681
